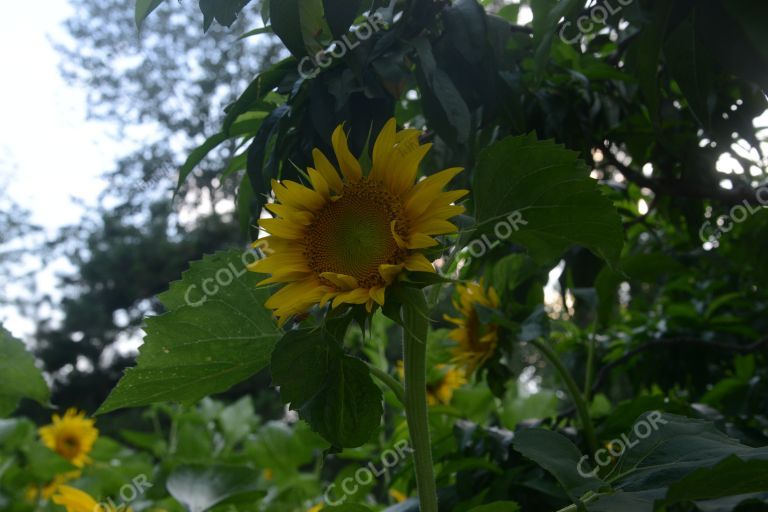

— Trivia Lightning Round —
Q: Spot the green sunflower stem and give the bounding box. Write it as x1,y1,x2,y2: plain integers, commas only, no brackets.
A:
402,291,439,512
366,362,405,405
530,338,598,455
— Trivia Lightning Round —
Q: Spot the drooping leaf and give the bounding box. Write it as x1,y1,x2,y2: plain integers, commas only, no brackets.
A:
270,328,383,448
269,0,307,57
97,250,280,414
166,464,262,512
473,133,624,267
0,325,50,417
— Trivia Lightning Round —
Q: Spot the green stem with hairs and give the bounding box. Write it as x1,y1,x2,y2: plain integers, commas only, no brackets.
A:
530,338,598,455
402,291,439,512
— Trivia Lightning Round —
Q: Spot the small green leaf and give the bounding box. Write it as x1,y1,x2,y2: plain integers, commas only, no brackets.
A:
135,0,165,30
198,0,251,32
166,464,261,512
176,132,228,191
97,250,280,414
473,133,624,267
0,325,50,416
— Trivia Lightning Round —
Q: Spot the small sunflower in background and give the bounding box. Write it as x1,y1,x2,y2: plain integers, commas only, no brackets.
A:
427,365,467,405
307,503,324,512
52,485,130,512
249,118,467,325
445,281,501,375
396,362,466,405
39,408,99,468
25,470,81,503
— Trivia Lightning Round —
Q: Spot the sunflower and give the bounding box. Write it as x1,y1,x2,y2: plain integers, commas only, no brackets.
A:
444,281,500,375
249,119,467,325
52,485,130,512
39,408,99,468
25,470,81,503
426,366,467,405
395,362,466,405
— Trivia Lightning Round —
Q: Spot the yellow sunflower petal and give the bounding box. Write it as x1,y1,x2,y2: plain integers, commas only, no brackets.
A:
332,124,362,181
370,118,397,181
404,253,435,273
312,148,344,192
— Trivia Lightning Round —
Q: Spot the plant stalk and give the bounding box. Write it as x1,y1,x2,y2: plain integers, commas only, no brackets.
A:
530,338,598,455
402,293,439,512
366,362,405,405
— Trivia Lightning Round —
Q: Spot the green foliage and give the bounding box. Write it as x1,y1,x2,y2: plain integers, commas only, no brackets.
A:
98,251,281,414
166,464,263,511
271,328,383,448
473,134,624,267
0,326,49,417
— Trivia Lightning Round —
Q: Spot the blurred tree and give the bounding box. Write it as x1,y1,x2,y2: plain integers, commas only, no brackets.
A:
25,0,283,417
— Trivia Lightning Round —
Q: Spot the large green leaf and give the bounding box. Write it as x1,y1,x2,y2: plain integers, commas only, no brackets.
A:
588,413,768,510
512,428,607,501
97,250,280,414
270,328,383,448
473,134,624,267
166,464,262,512
0,325,49,417
664,456,768,505
135,0,165,29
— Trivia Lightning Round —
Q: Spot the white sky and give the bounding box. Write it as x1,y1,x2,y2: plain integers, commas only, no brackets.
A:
0,1,123,339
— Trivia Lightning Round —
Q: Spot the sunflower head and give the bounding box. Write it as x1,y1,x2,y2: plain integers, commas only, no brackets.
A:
427,365,467,405
249,119,467,325
444,281,500,375
52,485,131,512
395,362,466,405
25,470,81,503
39,408,99,468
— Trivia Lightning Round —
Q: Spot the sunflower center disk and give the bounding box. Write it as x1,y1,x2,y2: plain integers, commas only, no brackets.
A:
305,179,409,288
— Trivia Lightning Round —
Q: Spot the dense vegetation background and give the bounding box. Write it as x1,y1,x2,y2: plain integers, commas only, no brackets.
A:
1,0,767,511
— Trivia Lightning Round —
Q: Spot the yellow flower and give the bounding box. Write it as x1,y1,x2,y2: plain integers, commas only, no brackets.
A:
444,281,500,375
262,468,273,481
25,470,81,503
249,119,467,325
39,408,99,468
427,366,467,405
51,485,130,512
389,488,408,502
307,504,324,512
